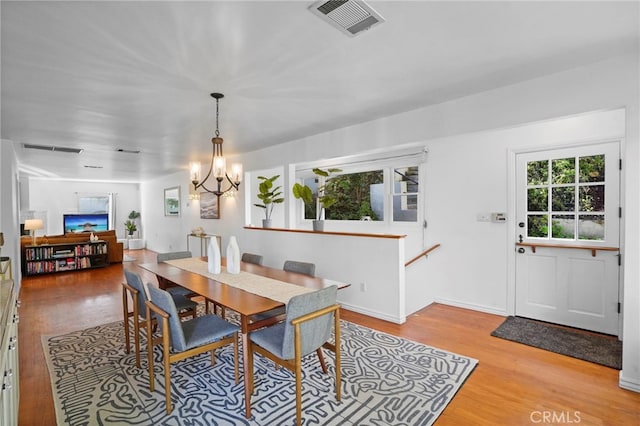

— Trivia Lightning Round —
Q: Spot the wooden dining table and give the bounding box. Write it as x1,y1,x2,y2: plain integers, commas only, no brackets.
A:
138,258,349,419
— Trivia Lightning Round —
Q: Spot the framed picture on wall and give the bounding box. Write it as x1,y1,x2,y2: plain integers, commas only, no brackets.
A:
200,192,220,219
164,186,181,216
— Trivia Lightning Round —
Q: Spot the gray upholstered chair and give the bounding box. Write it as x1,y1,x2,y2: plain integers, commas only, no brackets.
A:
241,252,264,265
145,285,240,414
157,251,194,297
247,286,341,425
122,269,197,368
283,260,315,277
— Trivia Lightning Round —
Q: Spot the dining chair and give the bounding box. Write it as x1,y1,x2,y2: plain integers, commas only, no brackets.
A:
157,251,194,297
246,285,341,425
283,260,315,277
122,269,198,368
241,252,264,265
250,258,316,324
145,284,240,414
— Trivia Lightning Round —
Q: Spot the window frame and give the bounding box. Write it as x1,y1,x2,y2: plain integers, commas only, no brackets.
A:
292,152,425,227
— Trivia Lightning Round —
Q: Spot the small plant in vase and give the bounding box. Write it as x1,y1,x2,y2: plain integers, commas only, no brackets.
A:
292,167,341,231
125,210,140,238
124,220,137,237
254,175,285,228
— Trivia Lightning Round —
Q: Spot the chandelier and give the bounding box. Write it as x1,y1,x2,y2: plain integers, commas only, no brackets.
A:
190,93,242,196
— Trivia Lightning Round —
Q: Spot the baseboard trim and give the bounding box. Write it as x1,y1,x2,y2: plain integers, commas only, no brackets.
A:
434,297,508,317
338,301,406,324
619,371,640,393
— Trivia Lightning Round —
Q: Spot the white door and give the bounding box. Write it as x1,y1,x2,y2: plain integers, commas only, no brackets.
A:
515,142,620,335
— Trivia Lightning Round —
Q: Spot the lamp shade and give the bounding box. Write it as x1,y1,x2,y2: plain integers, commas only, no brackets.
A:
24,219,44,231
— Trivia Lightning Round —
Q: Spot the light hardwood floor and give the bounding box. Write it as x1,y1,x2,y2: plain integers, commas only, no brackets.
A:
18,249,640,425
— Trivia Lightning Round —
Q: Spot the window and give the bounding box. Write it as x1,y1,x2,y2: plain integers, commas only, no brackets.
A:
526,154,605,240
392,166,419,222
326,170,384,220
77,193,115,230
295,155,423,224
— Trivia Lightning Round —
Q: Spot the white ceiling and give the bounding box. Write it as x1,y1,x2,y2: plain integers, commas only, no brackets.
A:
2,1,638,182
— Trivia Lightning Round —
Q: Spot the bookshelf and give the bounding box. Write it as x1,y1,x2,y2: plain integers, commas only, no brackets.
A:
22,240,108,276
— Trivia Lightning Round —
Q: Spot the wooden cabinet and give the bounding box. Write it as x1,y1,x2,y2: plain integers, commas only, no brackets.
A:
0,280,19,426
22,240,108,276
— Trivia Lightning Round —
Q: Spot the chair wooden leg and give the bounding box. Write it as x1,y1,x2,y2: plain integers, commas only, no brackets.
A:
122,287,130,354
233,333,239,384
335,308,341,401
133,318,141,368
316,348,327,374
162,317,172,414
294,324,303,426
146,310,155,392
247,339,254,394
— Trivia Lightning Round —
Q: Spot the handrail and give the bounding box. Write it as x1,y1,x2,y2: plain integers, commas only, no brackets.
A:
516,242,619,257
405,243,441,267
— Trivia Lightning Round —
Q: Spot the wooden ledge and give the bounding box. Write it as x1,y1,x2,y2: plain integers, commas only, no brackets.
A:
243,226,406,239
516,242,619,257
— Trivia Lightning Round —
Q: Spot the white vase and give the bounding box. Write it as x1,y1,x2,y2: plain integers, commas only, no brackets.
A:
226,236,240,274
207,236,221,274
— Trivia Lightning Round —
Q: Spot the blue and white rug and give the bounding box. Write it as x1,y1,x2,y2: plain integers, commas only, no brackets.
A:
43,319,478,425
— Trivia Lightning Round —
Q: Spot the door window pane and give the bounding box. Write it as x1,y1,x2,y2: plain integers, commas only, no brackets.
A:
528,214,548,238
579,155,605,183
551,215,575,239
552,158,575,184
578,215,604,240
551,187,575,212
527,188,548,211
579,185,604,212
527,160,548,185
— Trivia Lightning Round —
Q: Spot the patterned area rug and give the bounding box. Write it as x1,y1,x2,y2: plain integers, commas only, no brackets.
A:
43,320,478,425
491,316,622,369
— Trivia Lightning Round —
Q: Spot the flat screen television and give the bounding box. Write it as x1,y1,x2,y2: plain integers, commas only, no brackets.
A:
63,213,109,234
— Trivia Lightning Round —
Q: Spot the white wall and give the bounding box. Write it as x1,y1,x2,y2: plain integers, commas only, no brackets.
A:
245,166,286,228
424,109,625,314
0,142,21,285
139,53,639,391
26,179,141,239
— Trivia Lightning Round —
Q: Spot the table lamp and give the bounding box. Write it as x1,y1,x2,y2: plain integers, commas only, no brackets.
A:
25,219,44,246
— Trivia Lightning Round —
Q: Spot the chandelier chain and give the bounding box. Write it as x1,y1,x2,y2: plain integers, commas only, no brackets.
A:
215,97,220,138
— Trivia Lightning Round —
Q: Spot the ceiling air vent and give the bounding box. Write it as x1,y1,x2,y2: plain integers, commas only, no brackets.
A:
309,0,385,37
23,143,84,154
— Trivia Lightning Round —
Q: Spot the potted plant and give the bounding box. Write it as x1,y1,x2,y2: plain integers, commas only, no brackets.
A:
125,210,140,238
128,210,141,221
254,175,285,228
292,167,341,231
124,220,137,237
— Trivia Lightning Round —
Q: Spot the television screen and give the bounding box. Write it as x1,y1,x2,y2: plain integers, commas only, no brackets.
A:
63,213,109,233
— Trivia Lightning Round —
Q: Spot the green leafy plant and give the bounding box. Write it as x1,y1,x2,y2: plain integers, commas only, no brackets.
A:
254,175,285,221
128,210,141,220
292,167,342,220
124,220,137,235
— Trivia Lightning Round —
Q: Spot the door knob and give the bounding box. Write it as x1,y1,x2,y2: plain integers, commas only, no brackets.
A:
518,248,525,254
